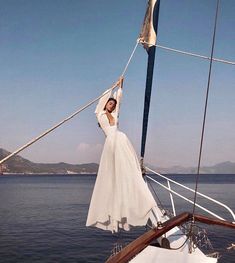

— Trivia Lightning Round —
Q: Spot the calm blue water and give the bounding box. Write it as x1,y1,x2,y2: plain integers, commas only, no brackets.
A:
0,174,234,263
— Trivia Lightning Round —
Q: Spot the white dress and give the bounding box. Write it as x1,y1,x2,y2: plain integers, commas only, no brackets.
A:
86,87,161,232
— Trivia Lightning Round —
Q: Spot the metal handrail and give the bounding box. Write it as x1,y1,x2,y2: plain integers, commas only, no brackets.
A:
145,167,235,222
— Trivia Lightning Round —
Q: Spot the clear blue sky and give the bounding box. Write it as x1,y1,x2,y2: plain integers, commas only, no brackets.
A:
0,0,234,167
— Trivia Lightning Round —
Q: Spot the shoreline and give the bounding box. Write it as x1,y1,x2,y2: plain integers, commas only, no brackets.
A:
1,173,235,176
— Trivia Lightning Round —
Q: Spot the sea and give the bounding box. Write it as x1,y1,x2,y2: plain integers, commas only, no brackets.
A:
0,174,234,263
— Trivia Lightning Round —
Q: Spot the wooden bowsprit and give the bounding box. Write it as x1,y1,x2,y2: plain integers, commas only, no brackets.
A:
105,212,235,263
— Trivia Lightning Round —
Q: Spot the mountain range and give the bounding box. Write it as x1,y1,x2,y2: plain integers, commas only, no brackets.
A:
0,148,98,174
0,148,235,174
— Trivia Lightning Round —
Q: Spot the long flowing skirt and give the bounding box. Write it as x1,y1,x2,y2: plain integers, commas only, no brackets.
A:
86,129,161,232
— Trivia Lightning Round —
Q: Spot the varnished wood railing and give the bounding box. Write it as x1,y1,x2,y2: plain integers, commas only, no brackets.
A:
105,212,235,263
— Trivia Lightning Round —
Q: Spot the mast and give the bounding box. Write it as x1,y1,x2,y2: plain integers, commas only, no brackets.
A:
139,0,161,167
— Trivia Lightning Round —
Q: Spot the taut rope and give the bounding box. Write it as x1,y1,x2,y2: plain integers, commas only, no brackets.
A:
0,41,139,165
0,81,119,165
121,40,139,77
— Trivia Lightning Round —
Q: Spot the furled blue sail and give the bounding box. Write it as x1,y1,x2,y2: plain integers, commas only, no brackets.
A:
140,0,161,161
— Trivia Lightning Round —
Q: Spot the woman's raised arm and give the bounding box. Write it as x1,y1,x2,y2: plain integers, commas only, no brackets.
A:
113,77,124,119
113,87,123,119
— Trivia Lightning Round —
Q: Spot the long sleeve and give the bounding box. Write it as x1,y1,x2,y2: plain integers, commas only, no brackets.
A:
113,87,123,120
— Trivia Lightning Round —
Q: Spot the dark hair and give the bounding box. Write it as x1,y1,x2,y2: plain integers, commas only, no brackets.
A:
104,98,117,110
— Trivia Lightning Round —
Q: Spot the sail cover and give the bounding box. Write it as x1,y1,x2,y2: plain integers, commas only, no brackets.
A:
139,0,160,159
139,0,160,50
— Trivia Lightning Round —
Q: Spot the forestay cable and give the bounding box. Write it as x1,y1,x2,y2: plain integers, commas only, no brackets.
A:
0,42,139,165
121,40,139,77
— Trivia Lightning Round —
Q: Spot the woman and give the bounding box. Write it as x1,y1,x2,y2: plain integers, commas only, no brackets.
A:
86,79,161,232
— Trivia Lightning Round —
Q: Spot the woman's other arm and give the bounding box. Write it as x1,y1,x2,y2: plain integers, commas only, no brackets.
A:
113,77,124,118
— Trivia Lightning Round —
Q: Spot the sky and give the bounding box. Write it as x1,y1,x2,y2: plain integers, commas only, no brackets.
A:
0,0,234,168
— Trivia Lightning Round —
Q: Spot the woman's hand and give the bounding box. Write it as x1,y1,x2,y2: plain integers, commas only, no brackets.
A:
118,76,124,89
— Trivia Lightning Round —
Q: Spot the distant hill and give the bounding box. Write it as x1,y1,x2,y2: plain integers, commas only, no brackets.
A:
0,148,98,174
0,148,235,174
149,161,235,174
200,161,235,174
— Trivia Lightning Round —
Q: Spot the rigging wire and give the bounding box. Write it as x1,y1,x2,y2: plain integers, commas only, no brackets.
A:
0,82,119,165
121,40,139,77
188,0,221,253
170,236,190,251
192,0,220,217
139,41,235,65
147,179,165,212
0,42,139,165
